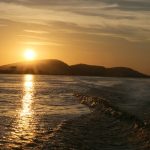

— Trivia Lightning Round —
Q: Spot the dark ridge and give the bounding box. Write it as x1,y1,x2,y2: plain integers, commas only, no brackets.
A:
0,59,71,75
105,67,147,77
70,64,149,78
70,64,106,76
0,59,149,78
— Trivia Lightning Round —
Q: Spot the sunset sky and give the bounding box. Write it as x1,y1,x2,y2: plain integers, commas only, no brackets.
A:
0,0,149,74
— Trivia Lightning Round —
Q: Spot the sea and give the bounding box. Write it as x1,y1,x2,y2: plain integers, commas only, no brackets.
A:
0,74,149,149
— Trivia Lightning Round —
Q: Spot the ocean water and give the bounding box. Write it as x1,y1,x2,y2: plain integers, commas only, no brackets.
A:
76,76,150,123
0,74,149,149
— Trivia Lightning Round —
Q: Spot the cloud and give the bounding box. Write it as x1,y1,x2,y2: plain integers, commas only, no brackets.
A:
0,0,150,11
24,29,49,34
47,20,150,42
0,24,7,27
17,34,48,41
21,41,62,46
100,0,150,11
0,0,149,43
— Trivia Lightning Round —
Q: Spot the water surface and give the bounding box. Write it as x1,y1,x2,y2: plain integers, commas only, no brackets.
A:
0,74,89,148
0,75,149,149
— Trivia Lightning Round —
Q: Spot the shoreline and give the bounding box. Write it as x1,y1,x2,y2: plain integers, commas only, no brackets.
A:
0,73,149,79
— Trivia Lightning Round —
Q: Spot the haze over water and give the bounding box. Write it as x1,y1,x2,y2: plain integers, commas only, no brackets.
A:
0,74,149,149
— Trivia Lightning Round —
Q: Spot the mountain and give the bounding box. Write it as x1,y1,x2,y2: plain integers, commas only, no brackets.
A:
0,59,149,78
70,64,148,77
0,59,71,75
105,67,147,77
70,64,106,76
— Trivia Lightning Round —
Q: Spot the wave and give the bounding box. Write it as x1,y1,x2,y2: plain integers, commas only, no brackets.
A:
45,92,150,149
73,93,150,149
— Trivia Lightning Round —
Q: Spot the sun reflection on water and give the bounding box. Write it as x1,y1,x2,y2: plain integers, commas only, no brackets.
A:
20,75,34,117
11,75,35,143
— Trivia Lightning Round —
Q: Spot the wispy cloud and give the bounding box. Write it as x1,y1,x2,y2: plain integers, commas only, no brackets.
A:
21,41,62,46
0,24,7,27
17,34,48,40
0,0,149,42
1,0,150,11
24,29,49,34
47,20,150,42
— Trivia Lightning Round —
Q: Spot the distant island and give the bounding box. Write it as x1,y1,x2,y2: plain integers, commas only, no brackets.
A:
0,59,149,78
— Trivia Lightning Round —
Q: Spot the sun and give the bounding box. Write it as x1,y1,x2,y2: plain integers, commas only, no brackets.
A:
24,49,36,61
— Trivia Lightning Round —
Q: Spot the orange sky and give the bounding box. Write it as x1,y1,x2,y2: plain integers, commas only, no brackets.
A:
0,0,150,75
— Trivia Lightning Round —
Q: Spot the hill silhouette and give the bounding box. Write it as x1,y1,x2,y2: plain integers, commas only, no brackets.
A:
71,64,148,77
0,59,148,78
0,59,71,75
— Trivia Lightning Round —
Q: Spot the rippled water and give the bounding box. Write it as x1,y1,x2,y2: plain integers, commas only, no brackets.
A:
0,75,149,149
78,76,150,122
0,75,90,149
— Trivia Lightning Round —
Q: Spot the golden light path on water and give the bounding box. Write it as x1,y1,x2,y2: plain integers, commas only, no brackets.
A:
10,75,35,145
5,74,91,149
21,75,34,117
19,75,35,138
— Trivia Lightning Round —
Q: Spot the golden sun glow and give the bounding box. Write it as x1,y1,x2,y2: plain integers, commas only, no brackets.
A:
24,49,36,60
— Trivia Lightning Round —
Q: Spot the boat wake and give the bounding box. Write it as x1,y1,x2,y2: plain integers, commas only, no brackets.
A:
45,93,150,150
